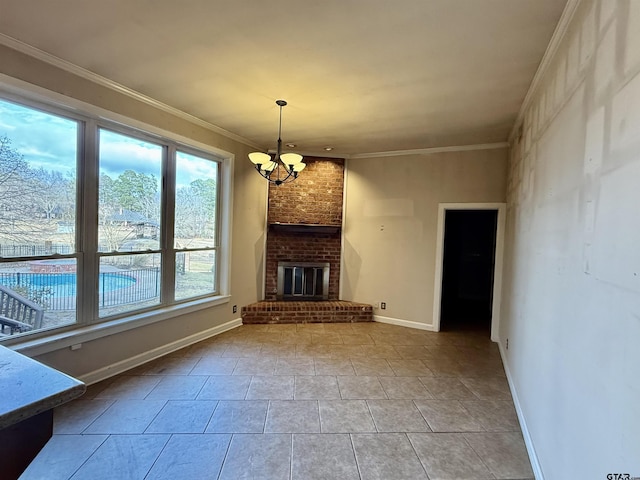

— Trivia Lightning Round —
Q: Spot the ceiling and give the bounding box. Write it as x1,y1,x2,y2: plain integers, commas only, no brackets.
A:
0,0,567,156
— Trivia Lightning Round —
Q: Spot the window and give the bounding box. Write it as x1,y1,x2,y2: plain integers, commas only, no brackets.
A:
0,95,226,339
98,129,164,317
174,150,219,301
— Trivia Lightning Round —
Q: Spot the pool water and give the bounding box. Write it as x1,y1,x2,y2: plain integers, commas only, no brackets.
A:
11,272,136,296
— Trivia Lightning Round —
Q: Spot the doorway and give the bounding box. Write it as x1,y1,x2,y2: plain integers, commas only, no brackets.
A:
440,209,497,332
432,203,505,340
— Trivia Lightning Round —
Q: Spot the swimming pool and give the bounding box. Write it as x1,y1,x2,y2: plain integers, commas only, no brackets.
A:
0,268,162,311
0,272,136,297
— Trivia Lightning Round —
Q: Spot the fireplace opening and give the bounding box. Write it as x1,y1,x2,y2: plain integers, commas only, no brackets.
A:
277,262,330,300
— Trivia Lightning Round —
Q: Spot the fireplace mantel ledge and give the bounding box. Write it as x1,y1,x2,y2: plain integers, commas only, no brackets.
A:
269,223,341,234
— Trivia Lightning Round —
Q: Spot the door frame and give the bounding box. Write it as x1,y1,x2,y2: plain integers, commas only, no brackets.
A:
432,203,506,341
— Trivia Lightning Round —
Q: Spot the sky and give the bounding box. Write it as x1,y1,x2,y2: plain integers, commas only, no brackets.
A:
0,98,77,175
0,98,217,189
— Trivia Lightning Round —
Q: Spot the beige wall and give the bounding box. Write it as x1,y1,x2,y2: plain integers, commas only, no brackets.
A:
501,0,640,477
342,149,507,327
0,45,268,379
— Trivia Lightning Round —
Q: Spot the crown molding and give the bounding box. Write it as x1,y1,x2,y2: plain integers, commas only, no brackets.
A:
508,0,582,143
266,148,348,159
0,33,263,150
349,142,509,159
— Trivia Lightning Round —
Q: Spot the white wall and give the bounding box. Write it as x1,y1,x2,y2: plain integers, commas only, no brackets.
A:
342,149,507,328
0,44,268,379
501,0,640,477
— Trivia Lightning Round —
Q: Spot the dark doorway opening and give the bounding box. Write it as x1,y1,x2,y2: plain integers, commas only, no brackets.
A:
440,209,498,333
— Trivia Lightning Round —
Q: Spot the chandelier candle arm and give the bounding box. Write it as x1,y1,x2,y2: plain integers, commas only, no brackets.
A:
262,161,277,172
249,100,305,186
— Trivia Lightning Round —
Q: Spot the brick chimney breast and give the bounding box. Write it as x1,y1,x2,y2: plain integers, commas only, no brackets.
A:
264,157,344,301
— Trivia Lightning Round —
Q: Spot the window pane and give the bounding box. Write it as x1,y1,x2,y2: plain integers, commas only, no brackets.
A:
98,254,161,317
0,259,77,335
175,250,216,300
0,99,78,337
294,268,303,294
175,151,218,249
284,268,293,295
98,129,162,253
0,99,78,256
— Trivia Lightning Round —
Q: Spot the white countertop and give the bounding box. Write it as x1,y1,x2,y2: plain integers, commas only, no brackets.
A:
0,345,85,429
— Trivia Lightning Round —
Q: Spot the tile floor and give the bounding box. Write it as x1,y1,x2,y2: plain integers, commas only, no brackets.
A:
21,322,534,480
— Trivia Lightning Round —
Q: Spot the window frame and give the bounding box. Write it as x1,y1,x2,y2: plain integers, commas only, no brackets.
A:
0,83,233,353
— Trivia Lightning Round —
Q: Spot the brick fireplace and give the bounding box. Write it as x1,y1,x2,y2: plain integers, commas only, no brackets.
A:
264,157,344,301
242,157,373,324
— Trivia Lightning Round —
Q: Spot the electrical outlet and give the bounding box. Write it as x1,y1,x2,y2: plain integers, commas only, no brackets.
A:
506,338,509,350
381,302,386,310
374,302,380,309
233,305,237,314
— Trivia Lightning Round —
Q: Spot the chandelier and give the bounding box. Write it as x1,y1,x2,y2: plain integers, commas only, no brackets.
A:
249,100,305,185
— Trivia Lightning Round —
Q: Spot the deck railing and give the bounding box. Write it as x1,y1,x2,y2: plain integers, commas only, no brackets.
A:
0,285,44,334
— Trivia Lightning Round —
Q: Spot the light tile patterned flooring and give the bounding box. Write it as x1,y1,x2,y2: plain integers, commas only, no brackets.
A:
22,322,534,480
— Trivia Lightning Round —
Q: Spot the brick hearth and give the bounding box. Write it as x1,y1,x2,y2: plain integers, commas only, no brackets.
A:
241,301,373,324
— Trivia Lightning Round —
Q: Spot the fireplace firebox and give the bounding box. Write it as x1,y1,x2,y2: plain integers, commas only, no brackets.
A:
277,262,330,301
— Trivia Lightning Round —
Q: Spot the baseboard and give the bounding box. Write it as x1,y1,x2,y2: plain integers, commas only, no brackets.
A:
79,318,242,385
498,341,544,480
374,315,437,331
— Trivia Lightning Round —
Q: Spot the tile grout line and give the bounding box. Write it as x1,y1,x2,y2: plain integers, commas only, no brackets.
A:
202,398,221,434
142,433,173,479
289,433,294,480
141,398,170,434
412,399,435,433
458,398,489,432
264,399,272,433
460,433,497,479
74,398,117,435
348,433,364,480
69,433,112,480
404,432,433,480
364,399,381,433
216,432,235,480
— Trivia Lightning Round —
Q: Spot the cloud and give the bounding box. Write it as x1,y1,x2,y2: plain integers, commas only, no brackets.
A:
0,99,77,174
0,99,217,187
98,129,163,180
176,151,218,188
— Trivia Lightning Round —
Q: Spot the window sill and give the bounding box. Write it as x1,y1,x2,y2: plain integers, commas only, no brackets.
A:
6,295,231,357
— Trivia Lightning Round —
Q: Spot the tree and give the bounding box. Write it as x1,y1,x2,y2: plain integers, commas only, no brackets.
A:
190,178,216,213
55,170,78,250
175,178,217,242
175,187,200,241
112,170,159,221
98,173,123,251
32,167,74,220
0,136,44,243
98,171,161,251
